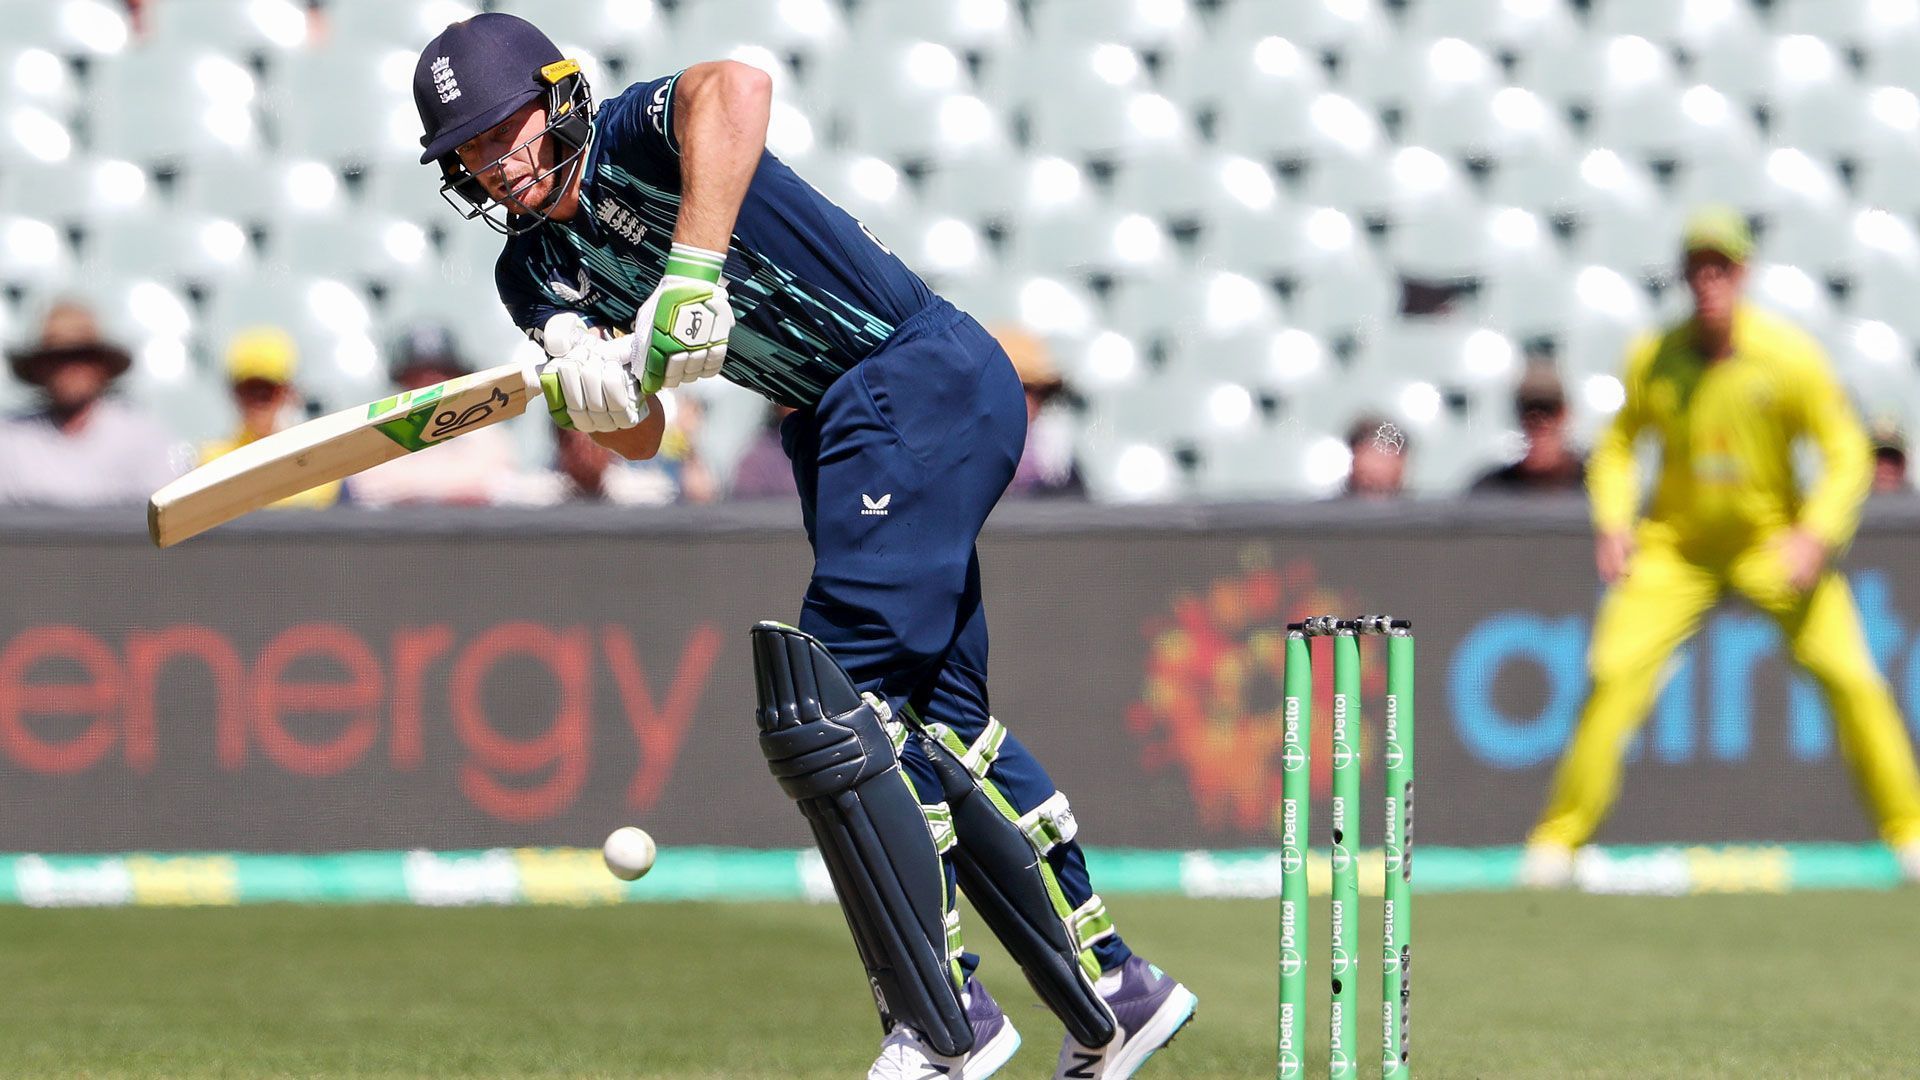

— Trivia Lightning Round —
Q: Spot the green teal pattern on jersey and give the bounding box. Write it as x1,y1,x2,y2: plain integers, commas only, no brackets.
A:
533,162,897,408
367,384,450,452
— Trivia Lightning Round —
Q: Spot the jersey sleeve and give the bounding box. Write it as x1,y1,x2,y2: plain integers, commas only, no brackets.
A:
592,73,687,187
1587,331,1658,533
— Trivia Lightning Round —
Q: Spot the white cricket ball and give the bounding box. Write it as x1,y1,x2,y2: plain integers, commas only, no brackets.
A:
602,826,657,882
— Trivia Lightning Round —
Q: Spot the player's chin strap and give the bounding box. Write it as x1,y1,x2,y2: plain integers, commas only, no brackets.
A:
750,622,973,1059
910,711,1120,1050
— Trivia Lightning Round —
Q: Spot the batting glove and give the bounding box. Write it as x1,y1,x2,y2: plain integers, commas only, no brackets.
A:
536,312,648,433
635,242,733,394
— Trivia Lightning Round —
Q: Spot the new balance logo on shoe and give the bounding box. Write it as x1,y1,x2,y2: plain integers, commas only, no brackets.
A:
1062,1051,1102,1078
862,493,892,516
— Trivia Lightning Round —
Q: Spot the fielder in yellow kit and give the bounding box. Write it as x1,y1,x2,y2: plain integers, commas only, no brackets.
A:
1521,207,1920,887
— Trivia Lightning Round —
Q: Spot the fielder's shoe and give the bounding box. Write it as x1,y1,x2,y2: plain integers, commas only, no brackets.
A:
1898,842,1920,885
867,976,1021,1080
1518,841,1576,890
1052,956,1198,1079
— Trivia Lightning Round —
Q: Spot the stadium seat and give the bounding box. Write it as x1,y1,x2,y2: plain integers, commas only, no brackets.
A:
1195,198,1351,284
146,0,310,55
850,0,1020,52
90,47,265,165
0,44,83,119
0,213,76,296
1860,24,1920,94
1589,81,1762,168
1518,33,1674,112
271,45,422,168
1002,40,1195,161
1214,0,1390,61
669,0,847,62
1160,25,1327,117
1030,0,1198,53
827,38,1009,165
1215,87,1384,168
486,0,660,60
1590,0,1762,50
324,0,478,47
0,0,132,58
1102,270,1280,347
178,154,334,225
1341,34,1498,115
1402,84,1576,166
1401,0,1580,53
1694,30,1805,105
1567,184,1686,281
82,212,259,288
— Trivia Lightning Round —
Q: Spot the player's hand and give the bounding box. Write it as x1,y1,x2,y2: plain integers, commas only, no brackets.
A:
634,243,733,394
536,313,648,433
1775,527,1829,593
1595,529,1635,584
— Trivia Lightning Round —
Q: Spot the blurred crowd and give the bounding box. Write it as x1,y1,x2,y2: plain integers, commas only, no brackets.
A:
0,299,1097,509
2,292,1910,510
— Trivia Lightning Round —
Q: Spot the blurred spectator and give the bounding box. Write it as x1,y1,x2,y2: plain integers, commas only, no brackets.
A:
199,328,340,509
998,327,1085,499
0,300,183,506
729,402,799,500
1870,417,1908,495
349,326,516,507
1344,414,1409,500
500,425,685,506
1471,364,1586,495
658,393,717,504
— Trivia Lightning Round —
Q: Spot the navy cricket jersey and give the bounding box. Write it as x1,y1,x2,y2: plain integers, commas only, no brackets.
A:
494,73,935,408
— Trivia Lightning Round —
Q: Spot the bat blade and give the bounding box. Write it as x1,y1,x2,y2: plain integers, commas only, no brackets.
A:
149,363,541,548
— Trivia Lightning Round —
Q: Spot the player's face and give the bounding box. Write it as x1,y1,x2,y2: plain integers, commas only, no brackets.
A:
1683,250,1745,330
457,103,570,217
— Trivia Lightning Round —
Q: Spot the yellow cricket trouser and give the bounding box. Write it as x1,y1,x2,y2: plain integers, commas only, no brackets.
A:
1529,530,1920,849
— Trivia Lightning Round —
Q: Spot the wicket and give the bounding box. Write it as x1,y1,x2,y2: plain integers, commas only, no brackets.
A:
1279,615,1415,1080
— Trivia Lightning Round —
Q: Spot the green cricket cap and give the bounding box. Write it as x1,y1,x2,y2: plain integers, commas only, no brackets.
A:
1682,205,1753,263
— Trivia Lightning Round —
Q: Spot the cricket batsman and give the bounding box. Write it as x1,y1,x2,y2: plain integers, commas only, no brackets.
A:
1520,206,1920,888
411,15,1195,1078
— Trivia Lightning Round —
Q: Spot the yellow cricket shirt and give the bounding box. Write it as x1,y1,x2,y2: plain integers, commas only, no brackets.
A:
1588,303,1871,549
199,431,343,509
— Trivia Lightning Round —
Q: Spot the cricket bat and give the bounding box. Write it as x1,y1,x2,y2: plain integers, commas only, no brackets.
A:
148,363,544,548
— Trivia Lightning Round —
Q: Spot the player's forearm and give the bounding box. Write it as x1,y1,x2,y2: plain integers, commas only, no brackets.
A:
670,60,772,252
590,394,666,461
1800,422,1872,549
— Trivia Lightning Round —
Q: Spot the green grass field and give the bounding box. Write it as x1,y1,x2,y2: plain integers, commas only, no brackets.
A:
1,890,1914,1078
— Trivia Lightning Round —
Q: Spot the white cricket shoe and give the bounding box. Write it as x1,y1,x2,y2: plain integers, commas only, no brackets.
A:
1898,842,1920,885
1518,841,1576,890
868,977,1021,1080
1053,956,1197,1080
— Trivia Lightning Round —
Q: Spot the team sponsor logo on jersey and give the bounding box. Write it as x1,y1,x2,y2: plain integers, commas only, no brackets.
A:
431,56,460,103
548,267,596,305
861,493,892,516
594,196,648,245
647,80,672,135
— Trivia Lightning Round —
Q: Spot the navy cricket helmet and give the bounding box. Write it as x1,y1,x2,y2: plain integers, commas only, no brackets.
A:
414,13,594,234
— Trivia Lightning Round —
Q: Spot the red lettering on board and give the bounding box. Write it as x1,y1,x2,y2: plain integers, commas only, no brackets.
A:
390,625,454,769
450,622,589,823
125,625,245,772
0,626,122,773
251,624,383,776
602,622,723,811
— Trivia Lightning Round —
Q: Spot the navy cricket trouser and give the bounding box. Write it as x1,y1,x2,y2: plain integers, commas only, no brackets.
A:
781,298,1131,976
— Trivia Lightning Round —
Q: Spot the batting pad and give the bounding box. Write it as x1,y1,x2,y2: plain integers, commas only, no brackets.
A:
750,622,972,1058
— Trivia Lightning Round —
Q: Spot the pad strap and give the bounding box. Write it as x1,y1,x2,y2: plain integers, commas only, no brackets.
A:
1019,790,1080,855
